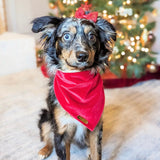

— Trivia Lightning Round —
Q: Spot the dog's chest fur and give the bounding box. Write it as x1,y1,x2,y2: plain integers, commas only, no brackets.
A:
54,104,88,146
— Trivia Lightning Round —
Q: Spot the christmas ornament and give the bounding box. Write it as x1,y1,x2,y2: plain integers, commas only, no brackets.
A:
139,15,148,25
49,2,56,9
141,28,148,46
116,6,133,17
135,41,140,50
148,31,155,43
152,9,158,16
146,63,158,73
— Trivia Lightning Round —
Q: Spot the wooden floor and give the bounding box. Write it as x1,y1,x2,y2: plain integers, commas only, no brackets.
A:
0,69,160,160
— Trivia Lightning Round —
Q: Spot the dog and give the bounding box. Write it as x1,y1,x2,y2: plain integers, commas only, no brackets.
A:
31,15,116,160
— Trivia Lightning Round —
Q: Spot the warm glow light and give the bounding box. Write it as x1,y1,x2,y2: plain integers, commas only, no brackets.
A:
131,42,135,46
103,10,107,14
115,54,121,59
67,0,70,4
108,15,112,19
103,13,107,17
140,24,145,28
128,56,132,61
123,1,126,5
63,0,67,3
120,65,125,70
71,1,74,5
108,55,112,61
130,37,135,41
126,0,131,4
134,14,139,18
132,58,137,63
121,51,126,56
127,25,132,30
141,47,146,52
108,1,113,5
145,48,149,52
136,36,140,40
130,48,134,52
83,0,87,2
128,46,132,50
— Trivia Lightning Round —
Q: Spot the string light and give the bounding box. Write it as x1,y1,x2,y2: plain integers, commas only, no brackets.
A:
141,47,146,52
136,36,140,40
123,1,126,5
120,65,125,70
115,54,121,59
145,48,149,52
103,10,107,14
121,51,126,56
108,15,112,19
132,58,137,63
128,46,132,50
108,1,113,5
108,55,112,61
126,0,131,4
134,14,139,18
140,24,145,28
130,37,135,41
103,13,107,17
127,25,132,30
130,48,134,52
71,1,74,5
131,42,135,46
63,0,67,3
128,56,132,61
67,0,70,5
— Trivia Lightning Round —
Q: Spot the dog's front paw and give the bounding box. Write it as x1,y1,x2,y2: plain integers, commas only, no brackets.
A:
38,145,53,160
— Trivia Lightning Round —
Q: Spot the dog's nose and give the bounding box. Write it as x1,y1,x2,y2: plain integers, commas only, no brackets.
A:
76,52,89,62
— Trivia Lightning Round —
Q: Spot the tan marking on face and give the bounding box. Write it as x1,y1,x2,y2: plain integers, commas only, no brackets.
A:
68,26,76,34
60,49,78,71
84,25,93,35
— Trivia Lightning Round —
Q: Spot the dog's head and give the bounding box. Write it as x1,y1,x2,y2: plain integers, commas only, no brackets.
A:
32,16,116,73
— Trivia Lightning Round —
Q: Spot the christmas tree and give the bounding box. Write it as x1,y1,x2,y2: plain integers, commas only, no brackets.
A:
48,0,158,78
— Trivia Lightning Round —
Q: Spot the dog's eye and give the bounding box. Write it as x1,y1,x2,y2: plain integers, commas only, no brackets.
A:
63,33,71,41
89,34,96,42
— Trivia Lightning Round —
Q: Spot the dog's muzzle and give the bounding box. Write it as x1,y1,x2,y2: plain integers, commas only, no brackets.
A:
76,52,89,62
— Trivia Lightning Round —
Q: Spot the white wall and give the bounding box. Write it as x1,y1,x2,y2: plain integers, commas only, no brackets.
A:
5,0,54,34
152,0,160,63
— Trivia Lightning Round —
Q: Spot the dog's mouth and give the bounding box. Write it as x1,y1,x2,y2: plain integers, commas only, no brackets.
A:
65,60,93,70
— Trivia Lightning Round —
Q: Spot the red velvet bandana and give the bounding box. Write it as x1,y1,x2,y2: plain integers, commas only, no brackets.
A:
54,70,105,131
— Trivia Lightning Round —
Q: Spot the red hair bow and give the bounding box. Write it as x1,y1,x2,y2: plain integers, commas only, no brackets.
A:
75,3,98,22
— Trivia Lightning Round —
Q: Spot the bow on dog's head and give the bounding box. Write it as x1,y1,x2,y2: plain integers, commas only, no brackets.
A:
31,7,116,73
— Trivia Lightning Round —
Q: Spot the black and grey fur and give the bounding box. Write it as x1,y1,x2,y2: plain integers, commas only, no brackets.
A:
32,16,116,160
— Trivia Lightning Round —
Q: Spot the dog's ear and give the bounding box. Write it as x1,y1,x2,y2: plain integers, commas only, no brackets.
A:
31,16,63,33
96,18,116,51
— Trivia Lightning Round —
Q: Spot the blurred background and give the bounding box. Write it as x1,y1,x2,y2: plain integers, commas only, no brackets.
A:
0,0,160,77
0,1,160,160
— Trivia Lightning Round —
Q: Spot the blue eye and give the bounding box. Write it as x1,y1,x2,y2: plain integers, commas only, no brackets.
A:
63,33,71,41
